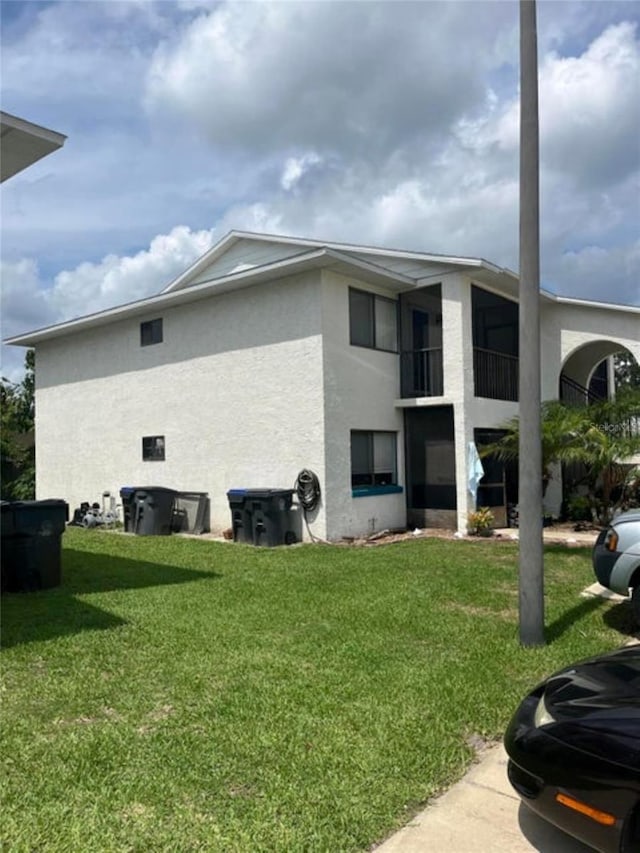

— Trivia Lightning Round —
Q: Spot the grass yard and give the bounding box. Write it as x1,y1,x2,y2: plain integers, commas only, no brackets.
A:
1,529,636,852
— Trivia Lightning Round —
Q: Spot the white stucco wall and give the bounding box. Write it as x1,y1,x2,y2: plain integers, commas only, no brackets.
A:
320,270,406,539
35,273,327,538
29,245,640,544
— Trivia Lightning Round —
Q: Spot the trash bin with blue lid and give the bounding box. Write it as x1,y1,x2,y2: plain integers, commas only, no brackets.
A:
1,499,68,592
226,488,298,546
119,487,136,532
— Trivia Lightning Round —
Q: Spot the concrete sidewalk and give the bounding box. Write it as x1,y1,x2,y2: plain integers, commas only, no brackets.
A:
375,743,593,853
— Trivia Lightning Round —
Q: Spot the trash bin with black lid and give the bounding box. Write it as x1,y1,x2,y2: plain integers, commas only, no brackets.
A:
227,488,298,546
1,499,68,593
132,487,177,536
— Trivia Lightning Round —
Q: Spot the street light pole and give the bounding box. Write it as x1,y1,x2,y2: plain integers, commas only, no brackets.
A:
519,0,545,646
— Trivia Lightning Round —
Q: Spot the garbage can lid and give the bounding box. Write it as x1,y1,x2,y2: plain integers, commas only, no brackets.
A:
243,488,295,499
2,499,68,509
227,488,249,498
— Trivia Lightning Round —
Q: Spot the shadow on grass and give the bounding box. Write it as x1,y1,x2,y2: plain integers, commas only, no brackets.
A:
602,599,639,639
62,546,219,595
545,596,604,643
546,594,640,645
1,548,218,649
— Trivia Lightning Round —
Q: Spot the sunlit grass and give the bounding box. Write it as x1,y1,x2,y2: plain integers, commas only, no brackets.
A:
1,529,633,852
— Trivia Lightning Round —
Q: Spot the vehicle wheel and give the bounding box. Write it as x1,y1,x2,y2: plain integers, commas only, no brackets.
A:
631,586,640,627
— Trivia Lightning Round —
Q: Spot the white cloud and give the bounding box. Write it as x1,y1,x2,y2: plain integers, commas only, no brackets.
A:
541,22,640,188
145,1,515,162
48,226,216,316
281,152,322,191
1,226,217,380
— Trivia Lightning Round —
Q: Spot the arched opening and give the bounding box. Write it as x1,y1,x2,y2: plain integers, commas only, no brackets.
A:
560,342,639,406
554,342,640,522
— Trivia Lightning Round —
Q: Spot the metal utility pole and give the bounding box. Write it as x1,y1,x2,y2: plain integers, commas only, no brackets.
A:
518,0,545,645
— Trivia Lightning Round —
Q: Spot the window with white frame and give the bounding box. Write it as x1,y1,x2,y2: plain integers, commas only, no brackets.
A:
351,431,398,487
349,288,397,352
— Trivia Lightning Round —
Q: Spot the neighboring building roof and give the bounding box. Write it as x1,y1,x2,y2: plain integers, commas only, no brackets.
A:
0,111,66,182
5,230,638,348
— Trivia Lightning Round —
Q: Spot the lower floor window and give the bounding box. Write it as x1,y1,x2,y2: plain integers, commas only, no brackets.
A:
142,435,165,461
351,430,397,487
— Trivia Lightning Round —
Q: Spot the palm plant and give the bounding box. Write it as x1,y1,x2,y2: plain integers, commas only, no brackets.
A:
481,389,640,523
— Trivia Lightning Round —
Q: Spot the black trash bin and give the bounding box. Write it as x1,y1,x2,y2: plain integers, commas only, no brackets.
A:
119,487,136,532
132,487,177,536
227,489,253,543
227,489,297,546
1,499,68,593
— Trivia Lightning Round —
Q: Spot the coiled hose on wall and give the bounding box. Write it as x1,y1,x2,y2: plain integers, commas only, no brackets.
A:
295,469,322,540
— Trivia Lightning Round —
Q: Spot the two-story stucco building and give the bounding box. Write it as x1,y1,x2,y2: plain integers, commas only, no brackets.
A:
6,231,640,540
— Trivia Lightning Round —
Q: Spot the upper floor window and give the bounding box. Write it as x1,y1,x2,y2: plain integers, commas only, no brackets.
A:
140,318,163,347
349,288,397,352
351,430,398,487
142,435,165,461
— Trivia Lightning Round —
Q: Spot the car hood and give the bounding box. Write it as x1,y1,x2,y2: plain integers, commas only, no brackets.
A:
542,646,640,769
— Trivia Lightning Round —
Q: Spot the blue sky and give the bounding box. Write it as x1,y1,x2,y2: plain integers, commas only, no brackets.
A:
1,0,639,379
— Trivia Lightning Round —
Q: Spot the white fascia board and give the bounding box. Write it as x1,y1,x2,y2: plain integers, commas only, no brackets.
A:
4,247,415,347
322,248,416,290
415,260,517,285
547,293,640,313
416,264,520,303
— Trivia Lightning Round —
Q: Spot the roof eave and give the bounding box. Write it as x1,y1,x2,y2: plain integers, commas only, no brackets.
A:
0,111,67,182
4,247,415,347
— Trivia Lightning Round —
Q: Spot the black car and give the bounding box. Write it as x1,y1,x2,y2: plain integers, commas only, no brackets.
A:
504,646,640,853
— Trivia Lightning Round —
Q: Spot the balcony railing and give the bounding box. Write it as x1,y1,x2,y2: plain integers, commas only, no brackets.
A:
400,348,444,397
473,348,518,401
559,374,605,407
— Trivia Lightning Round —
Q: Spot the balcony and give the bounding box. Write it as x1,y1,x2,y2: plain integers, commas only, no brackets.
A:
400,348,444,398
473,348,518,401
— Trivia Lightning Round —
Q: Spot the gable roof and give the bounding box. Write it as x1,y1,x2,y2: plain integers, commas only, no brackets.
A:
161,229,516,294
5,230,637,348
4,246,414,347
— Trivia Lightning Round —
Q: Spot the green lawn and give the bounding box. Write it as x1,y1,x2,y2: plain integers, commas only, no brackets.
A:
1,529,635,852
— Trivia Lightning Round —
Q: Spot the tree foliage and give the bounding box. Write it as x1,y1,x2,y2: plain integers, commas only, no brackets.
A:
1,350,36,501
615,352,640,389
481,388,640,523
